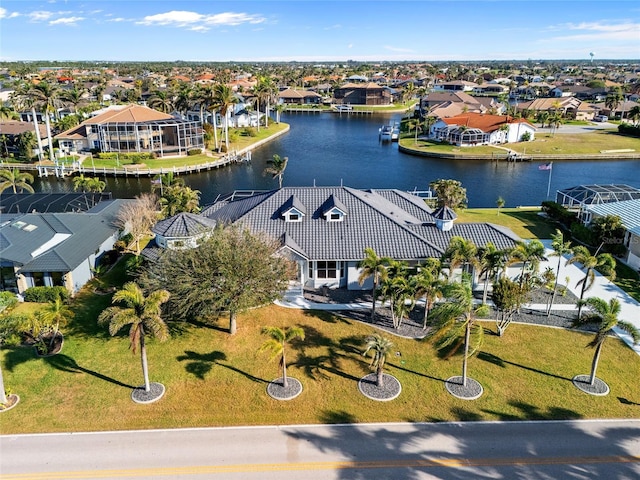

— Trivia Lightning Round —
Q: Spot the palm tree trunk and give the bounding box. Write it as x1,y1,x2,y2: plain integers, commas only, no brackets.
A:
422,299,430,329
482,277,489,304
578,273,589,318
44,112,54,162
212,110,219,151
139,328,151,392
589,341,603,386
462,322,471,387
0,363,8,405
376,365,384,387
229,311,237,335
31,107,44,162
281,352,287,389
371,278,378,322
547,259,562,316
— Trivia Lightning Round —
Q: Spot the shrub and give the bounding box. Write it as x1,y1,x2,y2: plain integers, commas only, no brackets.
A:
570,223,596,246
23,286,69,303
541,201,577,227
618,123,640,138
187,148,202,156
242,127,257,137
0,291,18,312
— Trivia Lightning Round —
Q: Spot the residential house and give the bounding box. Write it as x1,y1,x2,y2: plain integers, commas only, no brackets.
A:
433,80,478,92
585,199,640,270
278,88,323,105
55,104,204,157
516,97,593,120
0,121,50,155
333,82,391,106
556,184,640,222
431,113,535,146
198,186,521,291
420,91,486,117
0,199,128,295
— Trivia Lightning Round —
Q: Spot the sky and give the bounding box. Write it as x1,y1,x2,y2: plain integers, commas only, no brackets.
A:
0,0,639,62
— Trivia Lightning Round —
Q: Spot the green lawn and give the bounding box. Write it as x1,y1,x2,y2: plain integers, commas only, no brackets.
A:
2,261,639,435
456,208,556,239
399,130,640,157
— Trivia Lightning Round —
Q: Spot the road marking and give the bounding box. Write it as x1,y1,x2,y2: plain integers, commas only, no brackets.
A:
3,455,639,479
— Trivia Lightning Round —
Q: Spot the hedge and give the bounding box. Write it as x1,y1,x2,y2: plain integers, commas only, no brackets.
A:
618,123,640,138
23,286,69,303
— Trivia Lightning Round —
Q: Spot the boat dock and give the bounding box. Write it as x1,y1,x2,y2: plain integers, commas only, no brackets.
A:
284,107,374,115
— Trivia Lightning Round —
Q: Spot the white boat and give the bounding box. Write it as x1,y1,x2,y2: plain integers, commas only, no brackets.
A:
379,124,393,141
391,123,400,141
333,104,353,113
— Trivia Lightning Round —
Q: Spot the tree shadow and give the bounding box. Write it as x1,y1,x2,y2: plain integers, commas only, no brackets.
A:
386,362,446,383
319,410,358,424
217,362,268,384
176,349,227,380
282,419,639,479
618,397,640,406
43,353,136,389
482,400,583,421
477,351,571,381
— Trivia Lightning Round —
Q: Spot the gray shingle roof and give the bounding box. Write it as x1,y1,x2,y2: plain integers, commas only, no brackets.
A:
152,212,217,238
0,200,127,273
202,186,520,261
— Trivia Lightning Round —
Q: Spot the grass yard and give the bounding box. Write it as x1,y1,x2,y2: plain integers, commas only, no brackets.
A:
1,297,639,434
456,207,556,239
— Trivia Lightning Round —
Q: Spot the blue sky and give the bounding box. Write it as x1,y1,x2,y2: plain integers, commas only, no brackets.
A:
1,0,639,62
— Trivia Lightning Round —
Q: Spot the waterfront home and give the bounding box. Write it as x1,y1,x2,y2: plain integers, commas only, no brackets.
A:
431,113,536,146
585,199,640,271
199,186,521,291
0,199,128,295
0,120,50,156
55,104,204,157
515,97,593,121
557,184,640,223
420,91,486,117
333,82,391,106
278,88,322,105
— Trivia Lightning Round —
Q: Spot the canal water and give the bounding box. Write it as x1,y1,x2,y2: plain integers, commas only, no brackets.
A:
33,112,640,208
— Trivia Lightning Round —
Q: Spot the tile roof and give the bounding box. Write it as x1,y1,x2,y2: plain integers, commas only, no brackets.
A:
152,212,217,238
0,200,128,272
440,112,534,132
201,187,520,261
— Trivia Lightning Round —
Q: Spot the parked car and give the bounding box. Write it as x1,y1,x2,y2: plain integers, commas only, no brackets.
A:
593,115,608,122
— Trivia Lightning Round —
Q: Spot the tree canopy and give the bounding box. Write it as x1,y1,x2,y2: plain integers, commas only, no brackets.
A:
143,224,290,334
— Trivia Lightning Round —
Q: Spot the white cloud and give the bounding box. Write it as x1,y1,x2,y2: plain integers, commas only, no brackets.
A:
28,10,54,22
9,12,20,19
137,10,265,30
0,7,5,18
107,17,126,23
546,21,640,42
384,45,413,53
49,16,84,26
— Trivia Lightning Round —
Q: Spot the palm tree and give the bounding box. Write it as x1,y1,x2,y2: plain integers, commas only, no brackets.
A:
406,118,421,144
496,196,505,214
442,236,478,281
379,270,415,329
255,76,277,129
159,184,201,217
213,83,237,153
60,86,86,113
547,229,572,316
411,258,444,329
357,248,390,322
567,245,616,318
147,89,174,113
428,276,489,389
152,171,185,196
362,333,394,387
11,82,45,162
98,282,170,393
28,81,61,161
510,239,546,285
478,242,508,304
628,105,640,126
571,297,640,386
259,326,305,388
0,168,34,194
40,297,74,350
263,154,288,189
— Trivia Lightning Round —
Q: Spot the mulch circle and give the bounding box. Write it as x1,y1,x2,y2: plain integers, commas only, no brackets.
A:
572,375,610,396
358,373,401,401
131,382,166,404
266,377,303,400
33,333,64,357
0,394,20,413
445,376,484,400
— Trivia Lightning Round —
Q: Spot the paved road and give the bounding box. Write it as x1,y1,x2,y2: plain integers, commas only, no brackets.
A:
2,420,639,479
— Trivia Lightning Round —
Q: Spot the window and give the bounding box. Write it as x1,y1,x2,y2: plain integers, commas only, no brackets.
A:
330,213,341,220
289,213,299,221
316,261,338,279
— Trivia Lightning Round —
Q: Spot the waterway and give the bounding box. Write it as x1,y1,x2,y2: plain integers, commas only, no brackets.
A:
32,112,640,208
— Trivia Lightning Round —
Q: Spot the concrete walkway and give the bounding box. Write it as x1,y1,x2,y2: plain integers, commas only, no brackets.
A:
276,239,640,357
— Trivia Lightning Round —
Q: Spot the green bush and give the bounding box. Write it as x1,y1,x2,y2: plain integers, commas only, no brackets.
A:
0,291,18,312
242,127,257,137
618,123,640,138
570,223,596,246
23,286,69,303
187,148,202,156
541,201,577,227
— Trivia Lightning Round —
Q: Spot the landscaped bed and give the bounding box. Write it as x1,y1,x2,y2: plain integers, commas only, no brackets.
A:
1,299,638,434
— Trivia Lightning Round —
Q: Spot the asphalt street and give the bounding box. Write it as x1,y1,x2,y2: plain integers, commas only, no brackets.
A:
1,420,639,479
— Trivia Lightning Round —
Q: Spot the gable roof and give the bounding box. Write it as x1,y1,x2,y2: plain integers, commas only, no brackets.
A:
152,212,217,238
201,186,520,261
0,199,127,272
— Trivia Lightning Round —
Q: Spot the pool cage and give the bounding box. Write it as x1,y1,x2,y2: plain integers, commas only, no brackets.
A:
95,118,204,157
